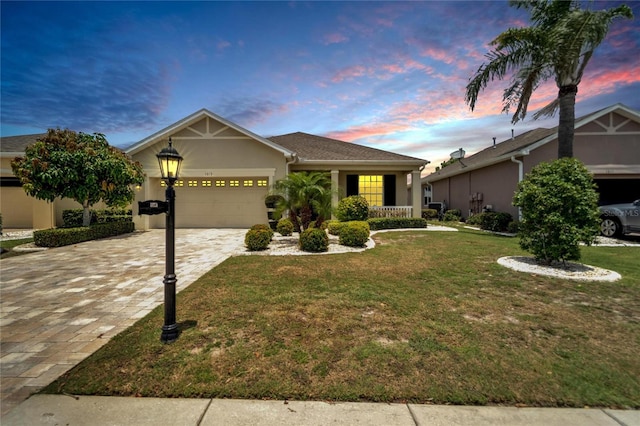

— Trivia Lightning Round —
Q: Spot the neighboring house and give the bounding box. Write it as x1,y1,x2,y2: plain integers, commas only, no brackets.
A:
422,103,640,220
1,109,428,229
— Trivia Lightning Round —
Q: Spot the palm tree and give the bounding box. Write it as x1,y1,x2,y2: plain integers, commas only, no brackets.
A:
465,0,632,158
271,171,333,232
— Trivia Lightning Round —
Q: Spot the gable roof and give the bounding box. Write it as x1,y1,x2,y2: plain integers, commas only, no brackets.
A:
125,109,294,157
268,132,428,166
425,103,640,183
0,133,47,155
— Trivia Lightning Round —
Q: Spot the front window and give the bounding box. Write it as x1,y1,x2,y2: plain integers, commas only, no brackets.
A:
359,175,383,206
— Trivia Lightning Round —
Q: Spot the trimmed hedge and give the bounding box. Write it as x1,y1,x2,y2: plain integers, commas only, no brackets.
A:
299,228,329,252
62,208,133,227
367,217,427,230
245,228,272,251
339,221,370,247
34,221,135,248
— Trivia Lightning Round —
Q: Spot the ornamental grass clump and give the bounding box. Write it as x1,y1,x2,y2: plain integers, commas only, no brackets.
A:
513,158,600,265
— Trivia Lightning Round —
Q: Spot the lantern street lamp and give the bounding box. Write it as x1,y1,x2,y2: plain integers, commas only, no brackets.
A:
157,138,183,343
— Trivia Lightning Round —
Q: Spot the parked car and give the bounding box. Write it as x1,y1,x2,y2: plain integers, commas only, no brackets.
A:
599,199,640,237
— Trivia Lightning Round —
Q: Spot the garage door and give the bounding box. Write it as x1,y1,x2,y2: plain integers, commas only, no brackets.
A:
170,177,269,228
0,186,33,228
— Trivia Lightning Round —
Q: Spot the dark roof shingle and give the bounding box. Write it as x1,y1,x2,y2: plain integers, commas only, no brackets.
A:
268,132,426,164
0,134,46,153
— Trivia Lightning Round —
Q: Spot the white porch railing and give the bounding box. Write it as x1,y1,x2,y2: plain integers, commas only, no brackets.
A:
369,206,412,218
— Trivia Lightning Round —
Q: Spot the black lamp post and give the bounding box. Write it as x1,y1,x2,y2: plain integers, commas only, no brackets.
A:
157,137,183,343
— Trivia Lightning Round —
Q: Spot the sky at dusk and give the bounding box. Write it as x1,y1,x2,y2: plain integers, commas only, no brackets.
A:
2,1,639,174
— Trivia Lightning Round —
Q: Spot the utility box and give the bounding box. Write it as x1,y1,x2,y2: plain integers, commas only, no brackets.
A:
138,200,168,215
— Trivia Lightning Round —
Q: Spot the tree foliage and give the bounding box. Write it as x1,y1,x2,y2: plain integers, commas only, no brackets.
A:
465,0,632,158
11,129,145,226
271,171,333,232
512,158,600,264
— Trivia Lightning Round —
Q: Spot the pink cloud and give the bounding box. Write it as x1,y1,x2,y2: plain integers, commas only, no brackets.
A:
330,65,369,83
322,32,349,45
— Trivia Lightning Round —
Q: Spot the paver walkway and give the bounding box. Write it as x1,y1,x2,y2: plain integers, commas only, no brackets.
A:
0,229,246,416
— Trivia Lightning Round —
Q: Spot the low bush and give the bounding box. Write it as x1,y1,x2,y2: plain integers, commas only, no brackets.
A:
421,209,439,220
326,221,346,236
276,218,294,236
466,213,484,226
34,221,135,248
245,228,272,251
442,209,462,222
339,221,370,247
250,224,274,240
336,196,369,222
480,212,513,232
507,221,520,234
299,228,329,252
367,217,427,230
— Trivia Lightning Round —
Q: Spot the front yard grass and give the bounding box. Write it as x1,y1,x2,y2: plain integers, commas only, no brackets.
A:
0,238,34,259
42,229,640,408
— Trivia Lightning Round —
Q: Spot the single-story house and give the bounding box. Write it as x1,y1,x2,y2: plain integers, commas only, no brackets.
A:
421,103,640,220
1,109,428,229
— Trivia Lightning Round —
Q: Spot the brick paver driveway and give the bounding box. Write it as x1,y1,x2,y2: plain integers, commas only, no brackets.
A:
0,229,246,416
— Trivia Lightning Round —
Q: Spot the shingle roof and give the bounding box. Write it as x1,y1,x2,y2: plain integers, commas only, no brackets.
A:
268,132,427,164
0,134,46,153
425,127,557,181
425,103,640,183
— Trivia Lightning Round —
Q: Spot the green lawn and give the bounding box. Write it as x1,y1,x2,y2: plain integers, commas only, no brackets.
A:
0,238,34,259
42,228,640,408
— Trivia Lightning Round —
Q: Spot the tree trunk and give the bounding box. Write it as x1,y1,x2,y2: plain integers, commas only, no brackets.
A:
82,201,91,227
557,85,577,158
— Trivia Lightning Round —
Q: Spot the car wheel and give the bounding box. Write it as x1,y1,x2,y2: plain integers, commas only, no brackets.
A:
600,217,621,238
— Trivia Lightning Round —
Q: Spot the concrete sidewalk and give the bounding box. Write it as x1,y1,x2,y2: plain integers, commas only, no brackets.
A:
3,395,639,425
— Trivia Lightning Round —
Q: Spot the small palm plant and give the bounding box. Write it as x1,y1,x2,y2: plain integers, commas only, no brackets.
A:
270,171,333,232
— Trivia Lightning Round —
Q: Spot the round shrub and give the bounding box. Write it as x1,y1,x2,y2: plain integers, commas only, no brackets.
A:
513,158,600,264
466,213,484,226
299,228,329,253
339,221,370,247
480,211,513,232
336,195,369,222
326,220,346,236
250,224,274,240
507,221,520,234
245,229,271,251
421,208,439,220
276,218,294,236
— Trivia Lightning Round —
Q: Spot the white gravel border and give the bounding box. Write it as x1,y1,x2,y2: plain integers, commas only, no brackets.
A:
498,256,621,282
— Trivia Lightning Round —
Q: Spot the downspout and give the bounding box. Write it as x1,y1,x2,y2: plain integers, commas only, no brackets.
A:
285,153,298,175
511,149,530,220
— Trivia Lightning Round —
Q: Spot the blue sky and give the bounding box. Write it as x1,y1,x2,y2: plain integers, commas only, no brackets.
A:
2,1,639,173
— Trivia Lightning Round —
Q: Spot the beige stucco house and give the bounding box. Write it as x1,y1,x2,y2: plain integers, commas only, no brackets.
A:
1,109,428,229
422,103,640,220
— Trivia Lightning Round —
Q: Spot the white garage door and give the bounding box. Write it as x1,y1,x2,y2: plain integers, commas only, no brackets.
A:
171,177,269,228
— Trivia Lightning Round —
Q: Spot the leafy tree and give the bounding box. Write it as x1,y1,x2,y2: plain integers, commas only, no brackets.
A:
512,158,600,264
271,171,333,232
11,129,145,227
465,0,632,158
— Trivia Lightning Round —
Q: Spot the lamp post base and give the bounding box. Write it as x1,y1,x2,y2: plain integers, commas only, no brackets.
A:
160,324,180,343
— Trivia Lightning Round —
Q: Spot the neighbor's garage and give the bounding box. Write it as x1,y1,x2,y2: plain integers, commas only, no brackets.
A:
0,178,32,228
594,178,640,205
151,177,269,228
